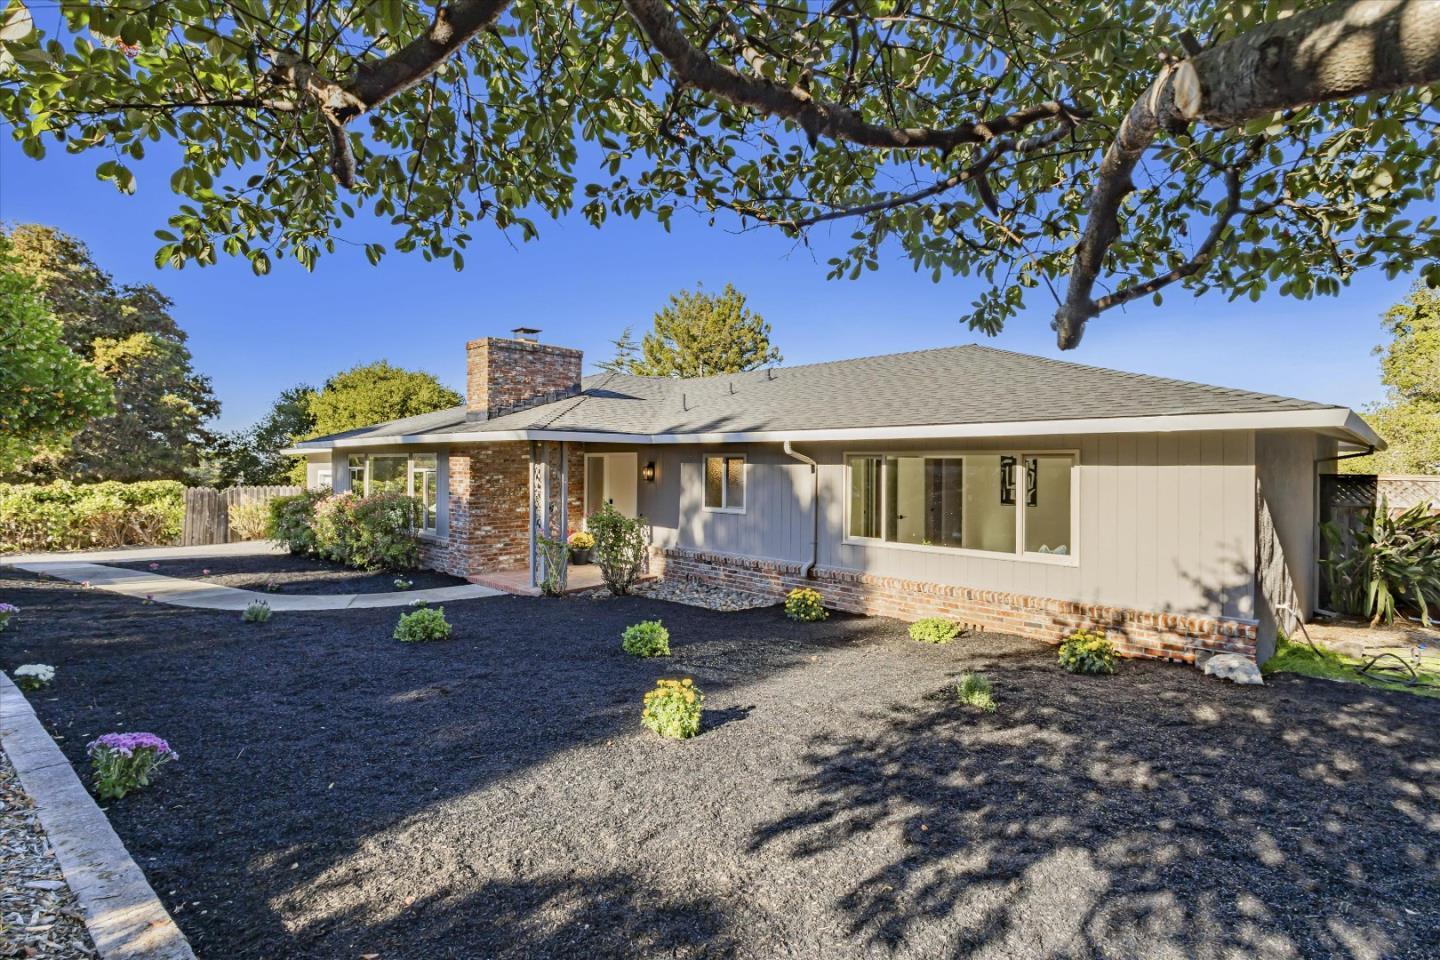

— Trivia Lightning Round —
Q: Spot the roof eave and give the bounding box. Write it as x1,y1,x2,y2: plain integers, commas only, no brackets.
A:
281,407,1381,453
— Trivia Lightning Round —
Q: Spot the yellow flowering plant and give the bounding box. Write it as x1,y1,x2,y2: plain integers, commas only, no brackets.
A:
641,678,704,739
1058,629,1117,675
567,530,596,550
784,587,828,622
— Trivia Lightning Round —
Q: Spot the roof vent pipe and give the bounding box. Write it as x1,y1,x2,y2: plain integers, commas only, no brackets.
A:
783,440,820,579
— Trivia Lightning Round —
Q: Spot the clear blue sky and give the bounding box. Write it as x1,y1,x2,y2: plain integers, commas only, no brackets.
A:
0,135,1413,432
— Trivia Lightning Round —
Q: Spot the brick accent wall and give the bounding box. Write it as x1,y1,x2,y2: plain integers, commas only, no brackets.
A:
653,547,1258,663
418,443,532,576
467,337,583,420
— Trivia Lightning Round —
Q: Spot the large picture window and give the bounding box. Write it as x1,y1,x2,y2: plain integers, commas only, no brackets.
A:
346,452,441,534
845,451,1074,560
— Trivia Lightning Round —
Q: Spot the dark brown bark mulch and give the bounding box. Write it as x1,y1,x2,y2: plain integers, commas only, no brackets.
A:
1,568,1437,960
108,552,467,595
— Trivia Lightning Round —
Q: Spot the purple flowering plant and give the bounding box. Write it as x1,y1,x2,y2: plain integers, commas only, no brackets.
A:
0,602,18,631
87,732,178,800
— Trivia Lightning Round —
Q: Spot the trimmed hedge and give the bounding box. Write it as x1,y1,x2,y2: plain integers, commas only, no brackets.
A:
0,480,183,553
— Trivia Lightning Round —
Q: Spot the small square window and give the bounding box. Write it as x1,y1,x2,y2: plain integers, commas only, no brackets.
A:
704,455,745,511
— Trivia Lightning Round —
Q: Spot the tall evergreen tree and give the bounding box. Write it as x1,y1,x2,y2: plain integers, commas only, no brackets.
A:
1343,284,1440,474
625,285,781,378
3,225,219,482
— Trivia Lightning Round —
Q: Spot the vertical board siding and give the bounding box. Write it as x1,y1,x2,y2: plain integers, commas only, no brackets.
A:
588,432,1259,620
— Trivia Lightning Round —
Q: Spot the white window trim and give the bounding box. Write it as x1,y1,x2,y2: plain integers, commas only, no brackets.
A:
346,453,442,538
841,448,1080,567
702,454,747,514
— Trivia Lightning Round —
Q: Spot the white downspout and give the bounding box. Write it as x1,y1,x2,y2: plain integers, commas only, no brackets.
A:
783,440,820,579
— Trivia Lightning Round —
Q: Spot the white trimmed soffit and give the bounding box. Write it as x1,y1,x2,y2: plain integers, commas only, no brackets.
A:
281,406,1384,454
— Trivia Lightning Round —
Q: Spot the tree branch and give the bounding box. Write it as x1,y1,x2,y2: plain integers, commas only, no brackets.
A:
620,0,1079,151
1054,0,1440,348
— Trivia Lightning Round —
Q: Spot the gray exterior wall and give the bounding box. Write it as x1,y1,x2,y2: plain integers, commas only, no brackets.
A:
1254,431,1332,661
593,429,1262,623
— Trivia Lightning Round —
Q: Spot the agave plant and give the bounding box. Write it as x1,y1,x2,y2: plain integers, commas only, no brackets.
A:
1321,499,1440,627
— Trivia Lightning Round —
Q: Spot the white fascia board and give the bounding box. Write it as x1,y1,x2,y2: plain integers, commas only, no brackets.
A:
281,407,1380,452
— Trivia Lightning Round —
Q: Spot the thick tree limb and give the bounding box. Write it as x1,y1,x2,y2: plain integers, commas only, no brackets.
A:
346,0,513,114
621,0,1076,151
1054,0,1440,349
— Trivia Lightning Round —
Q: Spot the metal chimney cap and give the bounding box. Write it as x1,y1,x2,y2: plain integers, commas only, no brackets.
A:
511,326,542,341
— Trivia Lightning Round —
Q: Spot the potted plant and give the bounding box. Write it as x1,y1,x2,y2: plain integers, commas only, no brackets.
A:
567,530,595,565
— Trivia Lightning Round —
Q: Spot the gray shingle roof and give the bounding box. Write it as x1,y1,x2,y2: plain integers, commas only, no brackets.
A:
298,344,1347,445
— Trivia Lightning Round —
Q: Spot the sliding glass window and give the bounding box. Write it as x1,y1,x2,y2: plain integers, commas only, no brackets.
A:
845,452,1073,559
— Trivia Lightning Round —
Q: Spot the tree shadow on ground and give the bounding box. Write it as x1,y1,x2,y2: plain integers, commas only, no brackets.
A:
748,647,1440,959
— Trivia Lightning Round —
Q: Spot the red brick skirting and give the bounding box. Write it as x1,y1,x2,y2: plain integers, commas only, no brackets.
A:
653,547,1257,663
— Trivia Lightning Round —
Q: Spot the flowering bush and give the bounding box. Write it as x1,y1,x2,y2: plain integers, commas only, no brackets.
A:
784,587,828,622
622,620,670,657
87,732,178,801
909,617,962,644
12,663,54,692
641,678,703,739
1058,629,1117,675
0,601,17,631
241,600,272,623
567,530,595,550
394,606,452,642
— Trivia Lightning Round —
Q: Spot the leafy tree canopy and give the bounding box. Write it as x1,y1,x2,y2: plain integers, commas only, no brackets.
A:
0,236,113,472
207,383,317,486
611,284,781,377
305,361,462,440
2,224,219,482
3,2,1440,346
1344,284,1440,474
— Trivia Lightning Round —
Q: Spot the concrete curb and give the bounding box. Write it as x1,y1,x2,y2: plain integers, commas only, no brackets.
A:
0,674,196,960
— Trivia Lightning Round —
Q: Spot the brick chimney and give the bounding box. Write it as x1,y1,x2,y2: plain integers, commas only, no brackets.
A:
466,329,583,420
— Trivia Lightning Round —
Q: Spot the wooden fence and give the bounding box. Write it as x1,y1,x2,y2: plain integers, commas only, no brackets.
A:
181,485,301,546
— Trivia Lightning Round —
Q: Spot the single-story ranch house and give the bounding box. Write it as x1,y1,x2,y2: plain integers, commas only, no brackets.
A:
285,331,1383,664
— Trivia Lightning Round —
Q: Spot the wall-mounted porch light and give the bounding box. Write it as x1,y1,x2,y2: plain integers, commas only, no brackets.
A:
642,461,657,483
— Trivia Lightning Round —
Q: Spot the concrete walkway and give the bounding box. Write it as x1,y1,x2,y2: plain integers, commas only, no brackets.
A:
2,542,501,612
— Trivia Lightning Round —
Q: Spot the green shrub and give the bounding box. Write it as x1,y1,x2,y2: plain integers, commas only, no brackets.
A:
641,678,703,739
784,587,828,622
622,620,670,657
589,503,650,595
228,500,271,541
345,492,422,570
241,600,272,623
955,672,996,712
909,617,961,644
0,480,183,553
87,733,177,801
394,605,452,642
268,491,325,555
1058,629,1117,675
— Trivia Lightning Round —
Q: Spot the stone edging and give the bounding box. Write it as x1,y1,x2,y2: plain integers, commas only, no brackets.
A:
0,674,195,960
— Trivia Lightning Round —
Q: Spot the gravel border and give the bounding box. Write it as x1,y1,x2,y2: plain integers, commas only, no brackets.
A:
1,749,97,959
0,675,194,960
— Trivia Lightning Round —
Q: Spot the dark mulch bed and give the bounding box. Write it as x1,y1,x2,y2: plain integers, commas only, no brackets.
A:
2,569,1439,960
108,552,467,595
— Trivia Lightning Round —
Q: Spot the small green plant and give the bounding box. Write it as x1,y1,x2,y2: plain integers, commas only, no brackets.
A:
622,620,671,657
909,617,961,644
1321,499,1440,626
1058,629,1117,675
641,678,704,739
393,576,414,590
589,503,651,595
0,602,18,631
87,733,177,801
784,587,828,622
241,600,272,623
394,605,452,642
954,672,996,712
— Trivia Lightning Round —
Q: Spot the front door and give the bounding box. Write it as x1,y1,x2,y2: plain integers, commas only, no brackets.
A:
585,452,638,519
